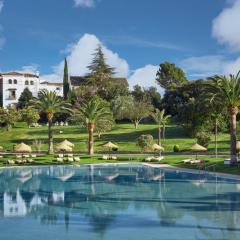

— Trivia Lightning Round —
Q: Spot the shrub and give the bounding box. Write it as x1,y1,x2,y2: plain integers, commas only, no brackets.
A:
137,134,154,152
196,131,211,147
173,144,180,152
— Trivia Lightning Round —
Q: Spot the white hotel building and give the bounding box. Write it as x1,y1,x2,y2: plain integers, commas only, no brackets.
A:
0,72,63,108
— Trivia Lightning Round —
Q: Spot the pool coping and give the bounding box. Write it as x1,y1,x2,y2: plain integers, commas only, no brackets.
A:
1,162,240,180
143,163,240,180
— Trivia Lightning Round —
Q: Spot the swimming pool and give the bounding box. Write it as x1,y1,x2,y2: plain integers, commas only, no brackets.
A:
0,164,239,240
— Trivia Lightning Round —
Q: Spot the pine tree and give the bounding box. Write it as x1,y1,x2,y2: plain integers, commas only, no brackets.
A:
63,58,70,100
18,88,33,109
88,45,115,86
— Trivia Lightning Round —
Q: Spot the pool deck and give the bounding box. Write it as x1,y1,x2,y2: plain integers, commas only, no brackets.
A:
144,163,240,180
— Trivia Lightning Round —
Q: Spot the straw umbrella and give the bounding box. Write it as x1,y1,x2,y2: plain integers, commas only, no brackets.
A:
14,143,32,159
190,143,207,159
59,139,74,148
152,143,164,156
103,142,118,157
14,143,32,153
236,141,240,158
56,142,73,152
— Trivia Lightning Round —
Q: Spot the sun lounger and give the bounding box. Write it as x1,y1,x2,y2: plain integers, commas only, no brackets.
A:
58,154,64,158
31,154,37,158
145,156,163,162
154,156,164,161
23,154,30,158
16,155,22,158
145,157,153,161
7,160,15,165
102,155,109,160
0,155,3,158
27,159,34,163
182,159,192,163
57,158,64,162
68,154,73,157
74,157,80,161
68,158,74,162
224,159,231,165
16,160,23,164
190,160,201,164
111,156,117,160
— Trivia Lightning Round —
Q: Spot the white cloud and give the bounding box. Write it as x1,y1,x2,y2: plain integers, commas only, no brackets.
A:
74,0,95,7
180,55,226,78
180,55,240,78
213,0,240,52
42,34,129,82
128,65,164,95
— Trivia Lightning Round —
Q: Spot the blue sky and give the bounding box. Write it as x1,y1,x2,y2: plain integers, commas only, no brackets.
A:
0,0,240,90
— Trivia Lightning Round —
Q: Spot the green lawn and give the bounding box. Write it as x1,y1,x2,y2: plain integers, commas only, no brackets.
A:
0,122,230,153
0,122,238,175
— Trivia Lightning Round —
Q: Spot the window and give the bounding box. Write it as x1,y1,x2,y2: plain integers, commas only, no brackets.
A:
56,87,61,91
30,81,34,85
25,80,29,85
9,90,16,100
14,79,17,84
8,79,12,84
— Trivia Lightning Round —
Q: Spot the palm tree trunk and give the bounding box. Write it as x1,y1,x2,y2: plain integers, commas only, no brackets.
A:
163,124,166,141
88,123,94,155
48,119,54,154
158,127,162,145
230,107,238,164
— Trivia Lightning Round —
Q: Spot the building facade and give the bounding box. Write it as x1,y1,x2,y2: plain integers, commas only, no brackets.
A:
0,72,63,108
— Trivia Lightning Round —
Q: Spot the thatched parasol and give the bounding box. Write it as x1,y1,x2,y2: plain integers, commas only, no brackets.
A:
60,139,75,148
14,143,32,153
190,143,207,151
56,142,72,152
237,141,240,151
103,142,118,157
190,143,207,159
103,142,118,149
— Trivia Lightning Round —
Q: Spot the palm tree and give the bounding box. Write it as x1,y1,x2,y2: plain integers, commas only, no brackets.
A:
162,114,171,141
31,90,70,154
77,97,112,155
207,72,240,164
152,109,170,145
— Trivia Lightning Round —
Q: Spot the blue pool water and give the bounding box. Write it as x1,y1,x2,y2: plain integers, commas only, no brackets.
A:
0,164,240,240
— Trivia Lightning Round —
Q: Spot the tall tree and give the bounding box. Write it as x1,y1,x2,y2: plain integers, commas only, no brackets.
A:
63,58,70,100
152,109,170,145
31,90,70,154
128,99,153,129
156,62,188,90
87,45,115,98
75,97,112,155
20,107,40,128
0,106,20,131
206,72,240,164
18,88,33,109
88,45,115,84
110,95,134,120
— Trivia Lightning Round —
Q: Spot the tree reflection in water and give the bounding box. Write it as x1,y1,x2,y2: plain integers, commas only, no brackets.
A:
0,165,240,239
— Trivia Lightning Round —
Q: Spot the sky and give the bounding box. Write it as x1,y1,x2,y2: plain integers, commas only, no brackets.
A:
0,0,240,92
